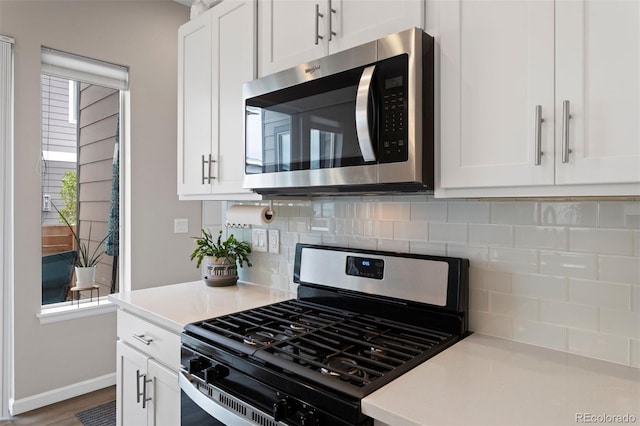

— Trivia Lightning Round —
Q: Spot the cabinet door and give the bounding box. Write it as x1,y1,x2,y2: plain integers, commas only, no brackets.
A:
147,359,180,426
178,11,213,196
258,0,328,77
329,0,423,54
116,341,148,426
211,0,257,196
555,0,640,185
439,0,555,189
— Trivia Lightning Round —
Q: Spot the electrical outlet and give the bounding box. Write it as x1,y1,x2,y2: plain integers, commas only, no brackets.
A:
174,218,188,234
251,228,268,252
268,230,279,254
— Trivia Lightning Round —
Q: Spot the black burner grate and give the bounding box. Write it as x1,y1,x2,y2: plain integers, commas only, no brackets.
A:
189,299,454,390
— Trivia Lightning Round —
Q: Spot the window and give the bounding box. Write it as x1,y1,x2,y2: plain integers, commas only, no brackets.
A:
40,47,128,308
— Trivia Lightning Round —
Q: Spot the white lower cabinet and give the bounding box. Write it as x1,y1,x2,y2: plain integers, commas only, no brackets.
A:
116,310,180,426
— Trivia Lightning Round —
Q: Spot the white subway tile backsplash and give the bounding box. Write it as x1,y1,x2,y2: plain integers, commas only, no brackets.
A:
429,222,468,243
569,228,634,256
540,202,598,227
469,224,513,246
599,310,640,339
411,201,447,222
394,221,429,241
489,247,538,273
515,226,568,250
477,268,512,293
598,202,640,229
408,241,447,256
212,198,639,367
541,301,598,331
470,288,489,312
540,251,597,280
372,202,410,221
512,319,567,351
491,202,539,225
599,255,640,285
568,328,630,365
447,245,489,263
512,273,567,301
569,279,631,311
448,201,490,223
469,311,512,338
490,292,539,320
377,239,410,253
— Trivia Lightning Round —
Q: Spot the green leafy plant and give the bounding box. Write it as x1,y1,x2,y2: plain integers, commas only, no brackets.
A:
190,228,252,269
59,170,77,224
52,203,109,267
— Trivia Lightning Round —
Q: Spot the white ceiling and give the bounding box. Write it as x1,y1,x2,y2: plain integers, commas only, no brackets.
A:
174,0,192,7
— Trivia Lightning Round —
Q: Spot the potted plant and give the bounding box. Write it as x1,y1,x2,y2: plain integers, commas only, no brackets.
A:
53,204,109,288
190,228,252,287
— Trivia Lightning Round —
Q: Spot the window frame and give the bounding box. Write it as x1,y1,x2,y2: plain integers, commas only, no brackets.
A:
39,47,129,319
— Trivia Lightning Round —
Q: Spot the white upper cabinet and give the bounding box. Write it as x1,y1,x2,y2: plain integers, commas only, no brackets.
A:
258,0,424,77
437,0,640,197
178,0,261,200
555,0,640,186
439,0,555,189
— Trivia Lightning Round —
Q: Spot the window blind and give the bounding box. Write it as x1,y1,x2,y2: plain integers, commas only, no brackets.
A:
41,47,128,91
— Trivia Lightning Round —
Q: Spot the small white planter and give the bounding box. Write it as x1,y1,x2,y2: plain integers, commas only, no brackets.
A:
75,266,96,289
202,256,238,287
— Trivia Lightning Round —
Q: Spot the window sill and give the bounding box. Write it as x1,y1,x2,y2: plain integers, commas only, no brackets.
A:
37,297,117,324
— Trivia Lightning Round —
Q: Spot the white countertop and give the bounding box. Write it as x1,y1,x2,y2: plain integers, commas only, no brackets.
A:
108,280,294,333
111,281,640,425
363,333,640,426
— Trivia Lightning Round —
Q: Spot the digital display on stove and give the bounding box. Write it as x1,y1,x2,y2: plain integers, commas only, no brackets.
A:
346,256,384,280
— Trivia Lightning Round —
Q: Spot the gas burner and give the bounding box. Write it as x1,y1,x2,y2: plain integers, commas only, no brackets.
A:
243,331,275,346
320,357,367,379
289,323,308,332
369,347,388,360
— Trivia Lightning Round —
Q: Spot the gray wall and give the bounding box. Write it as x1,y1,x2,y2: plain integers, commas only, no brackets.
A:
0,0,201,404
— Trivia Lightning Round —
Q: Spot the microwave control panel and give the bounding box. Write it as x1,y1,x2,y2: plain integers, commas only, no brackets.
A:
379,70,408,163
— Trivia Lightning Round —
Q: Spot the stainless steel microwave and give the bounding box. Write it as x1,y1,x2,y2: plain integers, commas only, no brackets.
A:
242,27,434,195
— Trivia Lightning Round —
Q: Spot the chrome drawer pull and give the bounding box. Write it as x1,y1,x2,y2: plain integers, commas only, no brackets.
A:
534,105,544,166
561,100,572,163
133,334,153,345
315,4,324,45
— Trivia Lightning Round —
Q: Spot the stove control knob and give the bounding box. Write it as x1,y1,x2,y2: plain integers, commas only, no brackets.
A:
188,357,210,375
300,411,319,426
205,364,229,383
272,398,290,422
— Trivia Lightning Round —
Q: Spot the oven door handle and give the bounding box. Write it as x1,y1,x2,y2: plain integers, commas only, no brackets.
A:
355,64,377,163
179,371,255,426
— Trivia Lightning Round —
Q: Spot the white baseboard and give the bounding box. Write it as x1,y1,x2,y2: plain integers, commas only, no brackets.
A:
9,372,115,415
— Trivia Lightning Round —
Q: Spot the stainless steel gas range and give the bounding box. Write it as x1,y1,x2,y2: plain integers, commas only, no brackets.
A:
180,244,469,425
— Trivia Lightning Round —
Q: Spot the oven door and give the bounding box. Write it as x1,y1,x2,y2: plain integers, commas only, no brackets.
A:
180,372,252,426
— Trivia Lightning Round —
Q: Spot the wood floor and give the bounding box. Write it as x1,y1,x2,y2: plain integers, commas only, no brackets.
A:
0,386,115,426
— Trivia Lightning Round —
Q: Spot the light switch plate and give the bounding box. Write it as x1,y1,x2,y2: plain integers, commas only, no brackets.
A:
174,218,188,234
268,230,280,254
252,228,268,252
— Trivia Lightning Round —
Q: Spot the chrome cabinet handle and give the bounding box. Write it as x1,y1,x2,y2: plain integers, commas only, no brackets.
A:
133,334,153,346
142,375,152,409
315,4,324,45
201,155,207,184
136,369,143,403
561,100,572,163
534,105,544,166
207,153,216,181
201,154,216,184
328,0,337,41
355,65,377,162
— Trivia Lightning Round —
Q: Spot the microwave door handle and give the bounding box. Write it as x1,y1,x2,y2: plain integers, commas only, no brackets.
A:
355,65,377,162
